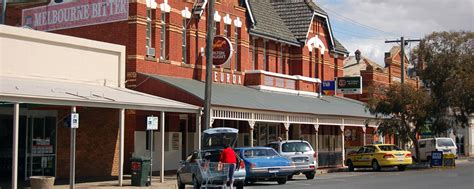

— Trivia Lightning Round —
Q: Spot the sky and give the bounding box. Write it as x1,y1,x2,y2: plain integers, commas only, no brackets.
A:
316,0,474,66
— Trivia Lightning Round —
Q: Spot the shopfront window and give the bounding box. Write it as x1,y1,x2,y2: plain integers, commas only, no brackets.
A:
254,123,280,146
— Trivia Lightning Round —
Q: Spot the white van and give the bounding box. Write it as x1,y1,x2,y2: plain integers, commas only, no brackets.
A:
411,137,457,161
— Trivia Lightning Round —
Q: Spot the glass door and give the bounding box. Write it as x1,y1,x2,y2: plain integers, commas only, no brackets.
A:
26,116,56,178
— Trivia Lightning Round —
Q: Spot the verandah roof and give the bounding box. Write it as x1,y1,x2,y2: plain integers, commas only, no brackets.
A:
141,73,374,119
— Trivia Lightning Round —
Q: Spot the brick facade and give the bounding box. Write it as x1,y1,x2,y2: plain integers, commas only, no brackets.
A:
5,0,351,177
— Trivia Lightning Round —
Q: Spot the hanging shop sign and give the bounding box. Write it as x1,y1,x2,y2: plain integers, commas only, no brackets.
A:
22,0,129,31
336,76,362,94
212,36,233,66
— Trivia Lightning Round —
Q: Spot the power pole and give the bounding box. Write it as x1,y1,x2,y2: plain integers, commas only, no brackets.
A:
385,37,420,83
204,0,215,131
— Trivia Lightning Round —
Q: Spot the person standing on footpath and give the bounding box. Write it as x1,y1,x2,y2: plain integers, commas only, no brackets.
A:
220,144,237,189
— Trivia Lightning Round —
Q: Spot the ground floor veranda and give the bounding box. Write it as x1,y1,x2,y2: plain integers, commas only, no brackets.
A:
0,105,380,185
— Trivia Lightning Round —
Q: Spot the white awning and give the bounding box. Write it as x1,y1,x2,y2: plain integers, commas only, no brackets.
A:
0,76,200,113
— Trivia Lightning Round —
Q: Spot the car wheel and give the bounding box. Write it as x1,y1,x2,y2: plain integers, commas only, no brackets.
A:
372,160,381,171
287,174,294,180
398,165,406,171
277,178,287,184
236,181,245,189
192,175,201,189
305,172,315,179
347,160,355,172
177,174,185,189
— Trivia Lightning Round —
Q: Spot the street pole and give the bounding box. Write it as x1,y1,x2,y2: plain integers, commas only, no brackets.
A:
1,0,7,24
70,106,76,189
400,37,405,83
385,37,421,84
203,0,215,131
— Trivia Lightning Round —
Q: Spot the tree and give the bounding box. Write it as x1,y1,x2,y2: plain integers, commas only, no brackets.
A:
367,83,432,162
412,31,474,134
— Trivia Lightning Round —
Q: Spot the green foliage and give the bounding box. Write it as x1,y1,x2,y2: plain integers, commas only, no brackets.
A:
412,31,474,131
367,84,432,137
367,83,432,159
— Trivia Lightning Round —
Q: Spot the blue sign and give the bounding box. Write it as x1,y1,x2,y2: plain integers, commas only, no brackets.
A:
322,81,335,91
431,151,443,167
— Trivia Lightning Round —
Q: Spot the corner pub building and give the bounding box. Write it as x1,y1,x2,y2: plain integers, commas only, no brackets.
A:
2,0,379,182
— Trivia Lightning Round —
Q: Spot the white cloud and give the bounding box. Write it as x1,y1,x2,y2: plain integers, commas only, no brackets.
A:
317,0,474,64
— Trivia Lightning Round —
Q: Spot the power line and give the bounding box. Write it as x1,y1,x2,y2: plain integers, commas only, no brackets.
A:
332,28,387,40
320,5,402,37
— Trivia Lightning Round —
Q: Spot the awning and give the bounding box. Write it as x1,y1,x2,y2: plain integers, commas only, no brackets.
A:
0,76,200,113
140,73,374,118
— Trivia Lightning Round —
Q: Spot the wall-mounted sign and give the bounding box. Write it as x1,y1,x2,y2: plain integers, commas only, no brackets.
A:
22,0,129,31
214,71,242,84
336,76,362,94
322,81,335,91
147,116,158,130
70,113,79,128
212,36,233,66
322,80,335,95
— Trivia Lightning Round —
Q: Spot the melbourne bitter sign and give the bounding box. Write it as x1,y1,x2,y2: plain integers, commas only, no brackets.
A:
22,0,128,31
336,76,362,94
212,36,233,66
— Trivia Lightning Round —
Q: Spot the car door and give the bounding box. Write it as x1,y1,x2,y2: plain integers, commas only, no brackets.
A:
180,151,199,184
361,146,376,166
352,147,366,166
418,141,427,161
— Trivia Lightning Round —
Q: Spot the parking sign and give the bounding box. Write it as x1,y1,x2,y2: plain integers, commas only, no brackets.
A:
70,113,79,128
147,116,158,130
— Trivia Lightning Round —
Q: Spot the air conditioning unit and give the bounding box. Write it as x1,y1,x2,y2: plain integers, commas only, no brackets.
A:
147,47,156,57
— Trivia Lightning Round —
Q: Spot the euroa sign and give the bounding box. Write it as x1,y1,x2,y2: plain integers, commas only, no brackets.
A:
212,36,233,66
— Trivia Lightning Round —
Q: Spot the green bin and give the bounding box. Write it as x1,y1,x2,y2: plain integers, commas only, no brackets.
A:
130,156,151,186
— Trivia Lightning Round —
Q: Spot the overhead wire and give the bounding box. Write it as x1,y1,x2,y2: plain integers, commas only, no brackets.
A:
319,4,402,38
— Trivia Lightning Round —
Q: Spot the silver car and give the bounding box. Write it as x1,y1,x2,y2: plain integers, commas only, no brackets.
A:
177,127,246,189
266,140,317,179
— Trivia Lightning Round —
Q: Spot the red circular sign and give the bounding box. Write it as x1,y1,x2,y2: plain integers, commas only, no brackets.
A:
212,36,233,66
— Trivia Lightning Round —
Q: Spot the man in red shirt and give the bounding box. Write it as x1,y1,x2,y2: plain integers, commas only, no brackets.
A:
220,144,237,189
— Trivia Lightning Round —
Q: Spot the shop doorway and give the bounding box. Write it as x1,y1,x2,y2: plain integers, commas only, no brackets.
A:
179,117,188,160
26,116,57,179
0,109,56,181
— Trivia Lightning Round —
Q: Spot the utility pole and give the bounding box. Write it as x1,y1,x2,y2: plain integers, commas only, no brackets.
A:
385,37,420,83
204,0,215,131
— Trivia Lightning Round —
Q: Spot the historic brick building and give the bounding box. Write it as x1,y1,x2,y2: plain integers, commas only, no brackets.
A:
344,46,420,103
343,47,420,145
2,0,380,180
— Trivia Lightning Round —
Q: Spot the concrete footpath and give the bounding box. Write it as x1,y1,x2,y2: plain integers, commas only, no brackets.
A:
39,175,177,189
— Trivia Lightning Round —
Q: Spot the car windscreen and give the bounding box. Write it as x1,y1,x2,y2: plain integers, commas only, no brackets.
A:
378,145,402,151
243,149,279,158
282,142,311,153
437,139,455,147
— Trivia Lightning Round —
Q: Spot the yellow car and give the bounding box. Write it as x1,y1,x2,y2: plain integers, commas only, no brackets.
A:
346,144,413,171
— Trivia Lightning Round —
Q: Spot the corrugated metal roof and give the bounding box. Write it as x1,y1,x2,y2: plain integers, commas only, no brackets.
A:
144,74,374,118
0,76,200,113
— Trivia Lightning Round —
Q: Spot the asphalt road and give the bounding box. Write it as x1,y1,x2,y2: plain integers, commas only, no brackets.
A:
245,160,474,189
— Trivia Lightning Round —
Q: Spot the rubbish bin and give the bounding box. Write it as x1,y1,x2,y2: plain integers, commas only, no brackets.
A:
30,176,55,189
131,156,151,186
